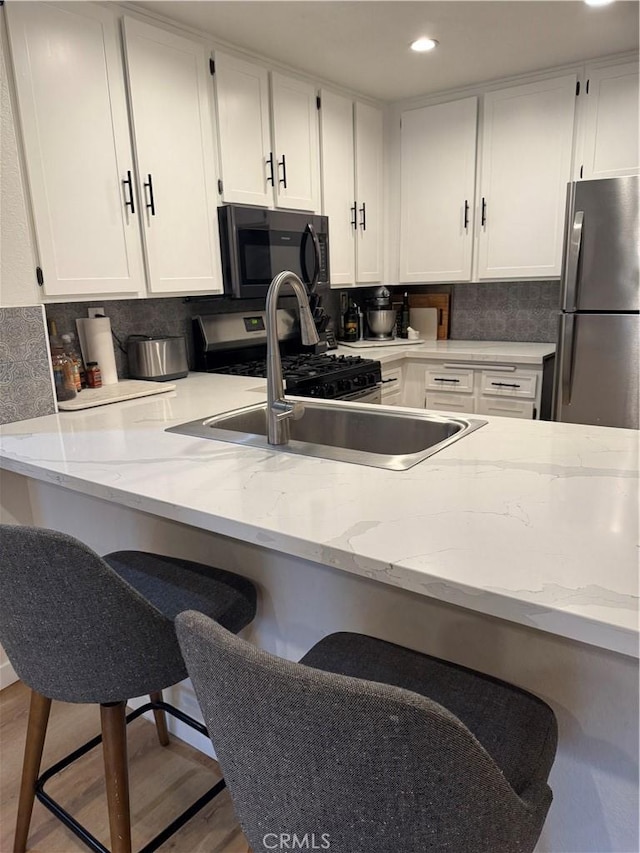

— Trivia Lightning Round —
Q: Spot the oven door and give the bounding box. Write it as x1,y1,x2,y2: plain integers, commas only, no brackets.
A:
218,206,329,299
339,386,382,404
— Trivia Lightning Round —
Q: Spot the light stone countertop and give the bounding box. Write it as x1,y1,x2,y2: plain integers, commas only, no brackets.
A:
0,370,637,658
335,340,555,365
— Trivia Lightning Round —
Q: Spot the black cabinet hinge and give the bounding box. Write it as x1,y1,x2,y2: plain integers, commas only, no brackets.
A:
576,81,580,96
217,179,223,194
586,79,590,94
316,95,321,110
209,59,215,76
36,267,44,287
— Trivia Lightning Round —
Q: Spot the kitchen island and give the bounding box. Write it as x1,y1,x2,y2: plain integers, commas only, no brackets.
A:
0,372,637,853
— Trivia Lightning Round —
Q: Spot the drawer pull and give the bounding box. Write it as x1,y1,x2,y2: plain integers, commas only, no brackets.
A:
381,377,398,384
434,377,460,383
491,382,521,388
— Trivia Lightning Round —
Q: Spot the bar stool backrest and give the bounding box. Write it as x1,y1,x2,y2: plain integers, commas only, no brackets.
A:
0,525,186,703
176,609,547,853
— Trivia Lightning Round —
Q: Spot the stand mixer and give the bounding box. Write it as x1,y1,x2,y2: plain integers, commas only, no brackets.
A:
365,286,397,340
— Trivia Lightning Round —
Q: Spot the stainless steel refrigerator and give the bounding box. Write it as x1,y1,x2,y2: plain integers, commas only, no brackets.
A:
553,175,639,429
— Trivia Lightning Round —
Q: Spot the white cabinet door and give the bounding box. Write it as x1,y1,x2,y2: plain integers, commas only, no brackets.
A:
582,62,639,179
477,74,576,280
400,97,477,283
319,90,356,286
215,52,272,207
271,73,320,212
7,2,145,297
123,18,222,294
354,102,384,283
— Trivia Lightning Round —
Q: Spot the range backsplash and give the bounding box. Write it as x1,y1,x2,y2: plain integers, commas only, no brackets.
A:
44,280,559,379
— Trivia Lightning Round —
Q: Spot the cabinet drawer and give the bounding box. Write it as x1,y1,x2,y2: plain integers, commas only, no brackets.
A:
425,367,474,393
480,370,537,399
381,367,403,398
477,398,534,419
382,389,403,407
425,392,475,414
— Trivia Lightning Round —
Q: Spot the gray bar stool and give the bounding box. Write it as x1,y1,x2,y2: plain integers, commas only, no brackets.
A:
176,610,557,853
0,525,257,853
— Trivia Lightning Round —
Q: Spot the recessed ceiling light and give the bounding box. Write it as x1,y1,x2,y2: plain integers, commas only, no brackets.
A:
584,0,615,6
410,37,439,53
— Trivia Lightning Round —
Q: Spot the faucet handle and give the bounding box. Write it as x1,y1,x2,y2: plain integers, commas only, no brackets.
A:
272,399,305,421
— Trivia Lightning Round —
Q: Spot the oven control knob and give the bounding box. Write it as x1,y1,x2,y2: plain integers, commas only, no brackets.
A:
323,382,337,398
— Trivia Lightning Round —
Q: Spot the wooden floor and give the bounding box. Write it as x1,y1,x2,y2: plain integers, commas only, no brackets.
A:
0,681,251,852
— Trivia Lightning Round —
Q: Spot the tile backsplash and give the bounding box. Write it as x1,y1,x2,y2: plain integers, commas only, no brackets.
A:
43,279,559,381
44,285,341,379
0,305,56,424
432,280,560,342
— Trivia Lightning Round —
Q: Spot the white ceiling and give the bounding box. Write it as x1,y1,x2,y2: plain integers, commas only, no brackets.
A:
134,1,639,101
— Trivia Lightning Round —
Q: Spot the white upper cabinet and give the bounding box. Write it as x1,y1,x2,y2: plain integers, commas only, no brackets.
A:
580,61,639,180
215,55,320,212
319,90,356,285
271,73,320,212
6,2,145,297
400,97,477,283
215,52,272,207
319,94,384,286
354,102,384,283
122,18,222,294
476,74,576,280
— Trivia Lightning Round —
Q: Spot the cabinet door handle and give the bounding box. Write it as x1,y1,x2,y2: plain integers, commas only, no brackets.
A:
381,377,398,384
481,197,487,226
464,199,469,230
491,382,521,388
266,153,275,186
434,377,460,383
143,174,156,216
359,201,366,230
350,201,357,230
278,153,287,188
123,170,135,215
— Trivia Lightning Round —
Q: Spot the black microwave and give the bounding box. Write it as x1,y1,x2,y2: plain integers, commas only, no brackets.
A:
218,205,330,299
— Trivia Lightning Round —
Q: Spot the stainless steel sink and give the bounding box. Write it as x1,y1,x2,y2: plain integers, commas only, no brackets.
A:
167,399,486,470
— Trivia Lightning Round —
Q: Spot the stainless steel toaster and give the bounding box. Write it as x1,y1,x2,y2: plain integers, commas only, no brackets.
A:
127,335,188,381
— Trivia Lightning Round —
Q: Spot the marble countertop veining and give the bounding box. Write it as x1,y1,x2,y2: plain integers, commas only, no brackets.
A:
336,340,556,364
0,370,637,658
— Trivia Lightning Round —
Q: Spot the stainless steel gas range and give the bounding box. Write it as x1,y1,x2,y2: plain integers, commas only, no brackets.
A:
193,311,382,403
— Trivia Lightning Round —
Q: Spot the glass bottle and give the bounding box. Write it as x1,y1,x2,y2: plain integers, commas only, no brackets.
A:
86,362,102,389
60,333,83,391
343,301,359,342
399,291,410,339
51,346,77,402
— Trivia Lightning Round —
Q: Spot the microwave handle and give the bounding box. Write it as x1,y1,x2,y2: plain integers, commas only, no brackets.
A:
306,222,321,293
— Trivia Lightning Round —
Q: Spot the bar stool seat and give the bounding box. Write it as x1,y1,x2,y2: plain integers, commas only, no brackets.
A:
0,526,257,853
176,611,558,853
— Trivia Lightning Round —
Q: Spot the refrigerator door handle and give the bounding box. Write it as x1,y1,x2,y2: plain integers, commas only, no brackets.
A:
564,210,584,311
561,314,576,406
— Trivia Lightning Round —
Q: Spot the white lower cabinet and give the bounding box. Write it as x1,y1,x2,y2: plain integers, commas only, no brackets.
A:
421,361,543,419
381,364,403,406
476,398,534,419
425,392,475,414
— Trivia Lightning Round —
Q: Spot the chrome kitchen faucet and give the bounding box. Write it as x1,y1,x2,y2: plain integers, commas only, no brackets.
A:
266,271,319,445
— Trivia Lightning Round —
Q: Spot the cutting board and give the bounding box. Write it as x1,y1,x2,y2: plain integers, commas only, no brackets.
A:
408,293,450,339
409,307,438,341
57,379,176,411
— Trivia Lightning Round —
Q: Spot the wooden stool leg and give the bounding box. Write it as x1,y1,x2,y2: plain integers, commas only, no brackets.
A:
101,702,132,853
149,691,169,746
14,690,52,853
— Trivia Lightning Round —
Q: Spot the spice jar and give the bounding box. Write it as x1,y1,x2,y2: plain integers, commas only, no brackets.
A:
51,348,77,402
86,362,102,389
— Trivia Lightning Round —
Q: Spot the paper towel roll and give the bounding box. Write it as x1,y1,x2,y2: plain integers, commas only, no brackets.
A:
76,317,118,385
